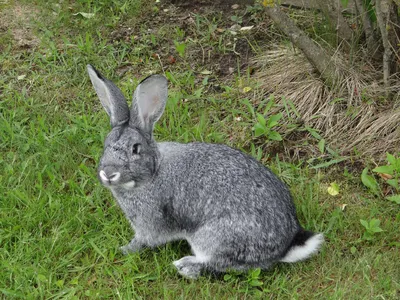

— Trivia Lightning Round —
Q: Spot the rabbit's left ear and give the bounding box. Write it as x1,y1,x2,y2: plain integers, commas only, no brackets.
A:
129,75,168,135
87,65,130,127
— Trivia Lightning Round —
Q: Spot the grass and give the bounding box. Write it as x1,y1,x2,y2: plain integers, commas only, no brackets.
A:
1,0,399,298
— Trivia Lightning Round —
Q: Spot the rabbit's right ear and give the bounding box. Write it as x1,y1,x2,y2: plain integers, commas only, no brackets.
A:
87,65,130,127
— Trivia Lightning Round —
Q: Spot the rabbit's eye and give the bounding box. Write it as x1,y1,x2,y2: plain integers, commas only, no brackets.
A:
132,143,141,155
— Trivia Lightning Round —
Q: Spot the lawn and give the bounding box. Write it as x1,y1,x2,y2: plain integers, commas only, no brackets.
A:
0,0,399,298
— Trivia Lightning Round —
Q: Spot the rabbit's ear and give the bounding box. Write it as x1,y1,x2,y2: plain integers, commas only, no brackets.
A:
87,65,130,127
130,75,168,135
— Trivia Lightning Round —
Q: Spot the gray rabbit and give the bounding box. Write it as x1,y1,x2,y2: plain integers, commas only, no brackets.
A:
87,65,324,279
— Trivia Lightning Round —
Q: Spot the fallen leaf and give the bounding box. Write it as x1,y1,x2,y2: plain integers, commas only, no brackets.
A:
17,74,26,80
242,86,252,93
167,55,176,64
240,26,254,31
340,204,347,211
327,182,340,196
378,173,393,180
200,70,212,75
73,12,95,19
234,116,242,121
231,4,240,9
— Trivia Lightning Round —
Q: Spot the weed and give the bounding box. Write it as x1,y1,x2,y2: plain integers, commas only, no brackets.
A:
360,218,384,241
252,97,283,141
253,112,283,141
230,15,243,25
224,268,264,296
372,153,400,204
174,40,187,58
361,153,400,203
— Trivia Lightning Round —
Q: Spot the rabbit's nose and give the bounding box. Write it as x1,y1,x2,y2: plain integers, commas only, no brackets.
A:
99,169,121,182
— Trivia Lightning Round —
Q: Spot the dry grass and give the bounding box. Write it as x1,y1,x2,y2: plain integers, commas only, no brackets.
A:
253,45,400,161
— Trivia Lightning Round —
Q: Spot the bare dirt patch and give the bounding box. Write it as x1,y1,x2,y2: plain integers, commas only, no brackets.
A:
0,3,40,50
109,0,270,82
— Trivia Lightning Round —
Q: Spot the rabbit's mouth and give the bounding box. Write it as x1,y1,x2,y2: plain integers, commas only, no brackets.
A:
98,171,136,190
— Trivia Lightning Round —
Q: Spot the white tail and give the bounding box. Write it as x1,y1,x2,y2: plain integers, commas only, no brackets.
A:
280,233,324,263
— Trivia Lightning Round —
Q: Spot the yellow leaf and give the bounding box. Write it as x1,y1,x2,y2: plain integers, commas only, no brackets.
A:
327,182,339,196
262,0,275,7
243,86,252,93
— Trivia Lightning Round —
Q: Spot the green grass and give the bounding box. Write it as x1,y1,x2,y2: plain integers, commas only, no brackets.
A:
1,0,399,298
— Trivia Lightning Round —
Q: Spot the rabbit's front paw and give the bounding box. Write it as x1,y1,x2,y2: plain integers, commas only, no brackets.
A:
120,239,143,255
173,256,204,279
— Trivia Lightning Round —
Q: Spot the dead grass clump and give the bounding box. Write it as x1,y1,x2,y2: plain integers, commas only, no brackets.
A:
254,45,400,161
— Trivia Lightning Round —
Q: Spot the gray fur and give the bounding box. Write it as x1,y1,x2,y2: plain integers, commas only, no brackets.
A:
87,65,323,279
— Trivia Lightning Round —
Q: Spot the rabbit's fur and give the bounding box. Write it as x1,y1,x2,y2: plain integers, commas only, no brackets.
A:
87,65,324,279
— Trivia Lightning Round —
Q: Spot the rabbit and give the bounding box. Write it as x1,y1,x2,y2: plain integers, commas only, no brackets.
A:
87,64,324,279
